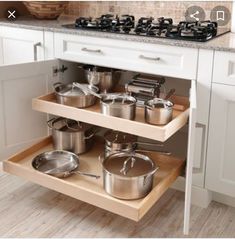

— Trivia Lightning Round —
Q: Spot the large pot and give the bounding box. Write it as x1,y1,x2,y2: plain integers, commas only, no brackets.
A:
80,65,120,93
101,93,136,120
53,82,98,108
145,98,173,125
47,117,95,154
102,151,158,200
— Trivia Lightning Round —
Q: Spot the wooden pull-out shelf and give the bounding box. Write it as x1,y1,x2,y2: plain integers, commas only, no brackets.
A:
3,137,185,221
32,93,190,142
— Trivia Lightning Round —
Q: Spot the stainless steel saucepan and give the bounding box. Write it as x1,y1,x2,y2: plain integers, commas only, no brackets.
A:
78,65,121,93
73,83,136,120
47,117,96,155
102,151,159,199
145,88,175,125
53,82,99,108
32,150,100,179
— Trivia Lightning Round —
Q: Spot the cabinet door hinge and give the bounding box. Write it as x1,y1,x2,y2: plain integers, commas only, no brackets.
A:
53,65,68,76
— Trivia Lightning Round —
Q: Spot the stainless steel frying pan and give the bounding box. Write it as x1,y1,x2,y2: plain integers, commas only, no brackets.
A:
32,150,100,179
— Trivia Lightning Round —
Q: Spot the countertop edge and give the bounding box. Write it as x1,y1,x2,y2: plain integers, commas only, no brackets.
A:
0,21,235,53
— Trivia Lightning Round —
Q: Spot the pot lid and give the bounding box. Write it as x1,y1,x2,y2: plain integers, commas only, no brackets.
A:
146,98,173,108
101,93,136,106
49,117,92,132
54,83,98,96
103,152,157,177
104,130,137,144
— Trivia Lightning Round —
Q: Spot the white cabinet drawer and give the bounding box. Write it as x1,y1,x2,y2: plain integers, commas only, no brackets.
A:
0,26,44,65
213,51,235,86
54,33,198,80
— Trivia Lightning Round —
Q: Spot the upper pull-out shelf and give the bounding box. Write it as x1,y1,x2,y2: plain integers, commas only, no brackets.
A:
32,93,189,142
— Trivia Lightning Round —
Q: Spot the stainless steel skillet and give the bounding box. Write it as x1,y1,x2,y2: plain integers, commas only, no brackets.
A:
32,150,100,179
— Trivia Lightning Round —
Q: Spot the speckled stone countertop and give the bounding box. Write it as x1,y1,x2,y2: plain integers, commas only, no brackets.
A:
1,18,235,52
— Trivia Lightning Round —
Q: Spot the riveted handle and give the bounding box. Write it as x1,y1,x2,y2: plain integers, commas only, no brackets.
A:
139,54,160,61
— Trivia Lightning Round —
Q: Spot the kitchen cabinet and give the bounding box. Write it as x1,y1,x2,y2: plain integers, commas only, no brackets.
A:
206,83,235,198
1,55,197,234
0,26,44,65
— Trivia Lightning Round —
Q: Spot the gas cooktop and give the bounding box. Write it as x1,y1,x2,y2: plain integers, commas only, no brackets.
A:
62,14,230,42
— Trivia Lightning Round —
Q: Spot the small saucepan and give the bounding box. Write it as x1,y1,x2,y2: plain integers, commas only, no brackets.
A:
78,65,121,93
145,89,175,125
53,82,99,108
73,83,136,120
32,150,100,179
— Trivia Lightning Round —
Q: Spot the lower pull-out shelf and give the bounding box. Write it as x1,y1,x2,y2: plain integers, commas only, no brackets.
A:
3,137,185,221
32,93,189,142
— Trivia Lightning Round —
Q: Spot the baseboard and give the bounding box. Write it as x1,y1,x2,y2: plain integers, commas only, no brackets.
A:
171,176,212,208
212,192,235,208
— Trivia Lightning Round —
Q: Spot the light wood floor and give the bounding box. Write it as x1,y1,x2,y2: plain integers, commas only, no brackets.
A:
0,171,235,238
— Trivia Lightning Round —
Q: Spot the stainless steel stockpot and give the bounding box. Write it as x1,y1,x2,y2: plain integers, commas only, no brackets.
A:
101,93,136,120
53,82,98,108
47,117,95,155
145,98,174,125
102,152,158,200
80,65,120,93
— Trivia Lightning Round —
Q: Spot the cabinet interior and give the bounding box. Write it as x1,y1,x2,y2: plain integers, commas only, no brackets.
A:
54,60,190,161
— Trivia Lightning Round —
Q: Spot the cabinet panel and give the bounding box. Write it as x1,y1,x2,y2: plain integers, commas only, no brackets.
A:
0,26,44,65
206,84,235,197
0,36,3,65
213,51,235,86
0,60,59,160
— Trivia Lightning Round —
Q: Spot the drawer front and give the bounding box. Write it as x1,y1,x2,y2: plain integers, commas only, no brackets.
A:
54,33,198,80
0,26,44,65
213,51,235,86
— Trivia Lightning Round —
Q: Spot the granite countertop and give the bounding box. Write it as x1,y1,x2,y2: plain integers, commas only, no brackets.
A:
1,18,235,52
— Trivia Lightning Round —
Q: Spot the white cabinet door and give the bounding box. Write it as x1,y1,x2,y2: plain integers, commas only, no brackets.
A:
0,59,59,160
0,36,3,65
184,80,197,234
0,26,44,65
206,84,235,197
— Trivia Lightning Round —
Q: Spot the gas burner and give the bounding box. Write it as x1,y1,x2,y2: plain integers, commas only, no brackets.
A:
166,21,218,41
135,17,173,36
67,15,229,42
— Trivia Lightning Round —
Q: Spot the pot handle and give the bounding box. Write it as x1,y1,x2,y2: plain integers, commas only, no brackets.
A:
143,166,159,186
53,82,63,91
65,120,81,131
47,117,66,129
84,131,95,140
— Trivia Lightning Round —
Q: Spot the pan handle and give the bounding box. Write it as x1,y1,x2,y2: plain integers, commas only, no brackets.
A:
53,82,64,91
72,170,100,179
137,142,164,148
135,149,171,155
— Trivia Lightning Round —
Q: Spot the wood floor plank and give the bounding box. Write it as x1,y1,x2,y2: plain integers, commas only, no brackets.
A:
0,172,235,237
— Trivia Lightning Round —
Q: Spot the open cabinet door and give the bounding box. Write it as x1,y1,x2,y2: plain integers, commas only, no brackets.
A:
184,80,197,234
0,59,59,160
